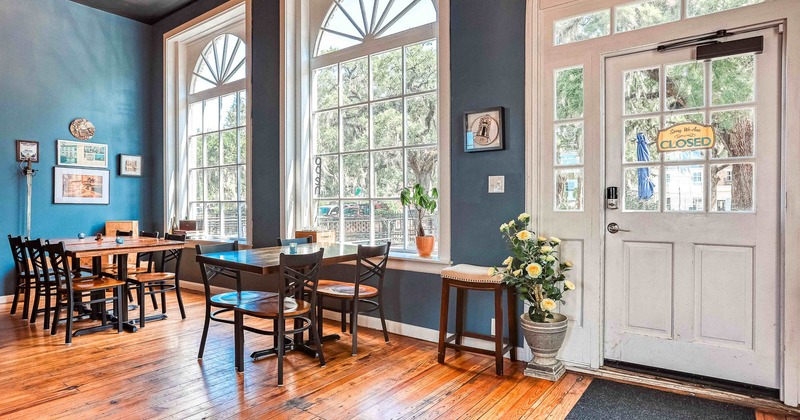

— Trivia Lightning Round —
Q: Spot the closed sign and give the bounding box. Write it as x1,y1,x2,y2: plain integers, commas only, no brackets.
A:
656,123,716,153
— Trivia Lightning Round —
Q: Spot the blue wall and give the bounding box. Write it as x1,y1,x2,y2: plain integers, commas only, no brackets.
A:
0,0,153,295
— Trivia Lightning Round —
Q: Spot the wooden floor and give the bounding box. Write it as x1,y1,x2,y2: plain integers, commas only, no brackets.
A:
0,290,792,419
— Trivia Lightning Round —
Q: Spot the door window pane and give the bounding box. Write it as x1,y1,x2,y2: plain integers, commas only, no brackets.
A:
190,169,203,201
372,100,403,148
555,67,584,120
238,90,247,126
624,67,660,115
223,203,239,237
239,165,247,200
372,48,402,100
405,40,437,94
238,128,247,164
623,166,660,211
341,57,369,105
206,168,220,201
687,0,763,18
711,108,755,158
615,0,680,33
664,112,706,161
664,165,704,211
314,110,340,154
665,61,704,110
711,163,754,212
314,64,339,110
712,54,755,106
555,168,584,211
406,94,437,146
315,200,340,233
553,9,610,45
189,102,202,135
206,203,221,236
623,117,660,163
189,135,202,169
223,167,238,201
555,122,584,165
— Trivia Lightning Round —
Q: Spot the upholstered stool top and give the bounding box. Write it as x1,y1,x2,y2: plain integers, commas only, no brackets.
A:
441,264,503,284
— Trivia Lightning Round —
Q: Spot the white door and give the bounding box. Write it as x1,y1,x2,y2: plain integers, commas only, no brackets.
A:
603,28,782,388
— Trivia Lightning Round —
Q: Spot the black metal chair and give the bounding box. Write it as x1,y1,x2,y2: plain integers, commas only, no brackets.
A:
316,242,391,356
276,236,312,246
7,235,33,319
233,249,326,386
46,241,125,344
106,231,159,309
195,241,276,359
26,238,59,330
126,233,187,327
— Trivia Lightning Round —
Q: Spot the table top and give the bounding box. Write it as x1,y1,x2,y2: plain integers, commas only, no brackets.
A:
49,237,186,258
196,243,360,275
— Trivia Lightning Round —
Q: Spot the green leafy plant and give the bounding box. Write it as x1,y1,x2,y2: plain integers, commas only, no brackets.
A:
492,213,575,322
400,183,438,237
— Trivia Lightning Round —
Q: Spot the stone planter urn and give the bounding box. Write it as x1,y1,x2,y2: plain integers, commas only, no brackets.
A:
520,312,568,381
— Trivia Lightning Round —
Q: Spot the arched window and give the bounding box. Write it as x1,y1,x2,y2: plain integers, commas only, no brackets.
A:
309,0,439,252
186,33,248,240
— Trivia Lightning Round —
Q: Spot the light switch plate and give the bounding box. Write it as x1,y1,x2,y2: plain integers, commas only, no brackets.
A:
489,176,505,193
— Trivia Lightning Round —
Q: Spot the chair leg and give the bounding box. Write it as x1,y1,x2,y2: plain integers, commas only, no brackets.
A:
198,303,211,359
378,293,389,343
234,311,244,373
116,287,123,333
51,298,61,336
10,279,20,316
174,279,186,319
149,285,159,310
138,283,146,328
437,280,450,364
455,288,465,346
277,317,285,386
43,284,52,331
65,300,74,345
340,300,347,333
494,287,504,376
507,287,518,362
317,296,324,340
127,289,134,303
21,278,31,320
160,283,167,314
351,298,359,356
30,281,41,324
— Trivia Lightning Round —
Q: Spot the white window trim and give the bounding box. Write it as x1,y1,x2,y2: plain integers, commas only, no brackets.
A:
526,0,800,407
281,0,452,272
163,0,252,244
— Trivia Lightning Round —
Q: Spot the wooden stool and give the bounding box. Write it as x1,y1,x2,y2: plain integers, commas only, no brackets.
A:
437,264,517,375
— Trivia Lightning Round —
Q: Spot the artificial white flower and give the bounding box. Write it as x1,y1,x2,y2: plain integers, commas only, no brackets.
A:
512,269,522,277
545,255,556,262
526,263,542,277
564,261,573,268
537,236,547,242
516,230,532,241
502,256,513,266
487,267,496,276
564,280,576,290
550,237,561,244
508,220,516,227
500,223,509,232
541,245,553,253
541,299,557,311
518,212,530,222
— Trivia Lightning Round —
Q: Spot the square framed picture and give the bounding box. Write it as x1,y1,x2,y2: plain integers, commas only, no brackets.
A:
53,167,110,205
119,154,142,177
57,139,108,168
464,107,505,152
16,140,39,162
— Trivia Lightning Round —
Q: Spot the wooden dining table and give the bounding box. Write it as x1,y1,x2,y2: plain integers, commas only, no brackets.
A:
50,236,186,335
196,242,360,359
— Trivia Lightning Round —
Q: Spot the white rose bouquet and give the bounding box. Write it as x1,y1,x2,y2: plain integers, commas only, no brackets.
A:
491,213,575,322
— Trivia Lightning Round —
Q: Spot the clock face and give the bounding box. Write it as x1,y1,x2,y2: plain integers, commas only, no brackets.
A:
469,114,500,145
70,118,96,140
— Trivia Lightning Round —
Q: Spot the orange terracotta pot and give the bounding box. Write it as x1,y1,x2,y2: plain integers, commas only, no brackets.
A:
415,236,435,257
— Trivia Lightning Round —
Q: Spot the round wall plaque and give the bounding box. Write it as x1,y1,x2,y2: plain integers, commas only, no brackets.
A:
69,118,96,140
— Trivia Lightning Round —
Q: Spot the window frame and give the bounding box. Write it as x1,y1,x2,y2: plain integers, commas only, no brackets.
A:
163,1,251,243
282,0,451,268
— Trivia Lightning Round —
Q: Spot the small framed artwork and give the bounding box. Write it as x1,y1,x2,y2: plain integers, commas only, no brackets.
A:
464,107,504,152
16,140,39,162
57,139,108,168
53,167,110,205
119,154,142,177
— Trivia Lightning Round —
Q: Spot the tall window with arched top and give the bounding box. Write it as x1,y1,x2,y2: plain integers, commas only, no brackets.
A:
310,0,439,251
187,33,248,239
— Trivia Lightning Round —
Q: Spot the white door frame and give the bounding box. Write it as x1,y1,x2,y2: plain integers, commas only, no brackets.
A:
526,0,800,406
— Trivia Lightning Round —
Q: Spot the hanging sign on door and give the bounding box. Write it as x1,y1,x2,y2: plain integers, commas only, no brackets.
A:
656,123,716,153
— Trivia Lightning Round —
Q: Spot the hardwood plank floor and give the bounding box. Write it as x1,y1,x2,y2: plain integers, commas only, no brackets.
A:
0,290,793,419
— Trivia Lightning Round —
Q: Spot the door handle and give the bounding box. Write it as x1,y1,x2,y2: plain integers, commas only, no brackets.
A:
607,223,630,234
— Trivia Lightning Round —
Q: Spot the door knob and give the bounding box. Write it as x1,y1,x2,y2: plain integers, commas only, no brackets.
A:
607,223,630,234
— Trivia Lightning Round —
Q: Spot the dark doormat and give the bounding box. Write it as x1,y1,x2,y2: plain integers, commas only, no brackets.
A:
565,379,755,420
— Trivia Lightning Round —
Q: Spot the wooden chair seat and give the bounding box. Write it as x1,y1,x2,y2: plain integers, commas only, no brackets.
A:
235,297,310,318
105,266,151,276
210,291,277,308
317,280,378,298
70,276,126,291
128,272,175,283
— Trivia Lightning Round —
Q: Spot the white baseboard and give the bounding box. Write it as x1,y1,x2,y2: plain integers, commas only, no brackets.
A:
0,294,14,304
179,283,527,360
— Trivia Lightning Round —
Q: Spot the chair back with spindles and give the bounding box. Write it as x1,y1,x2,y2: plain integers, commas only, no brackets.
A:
156,233,186,274
25,238,50,282
276,236,312,246
279,249,325,315
134,231,159,271
196,241,241,301
354,242,390,296
45,242,74,295
116,230,134,237
8,235,30,282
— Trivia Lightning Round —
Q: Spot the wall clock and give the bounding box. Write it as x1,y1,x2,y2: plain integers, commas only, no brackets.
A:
69,118,96,140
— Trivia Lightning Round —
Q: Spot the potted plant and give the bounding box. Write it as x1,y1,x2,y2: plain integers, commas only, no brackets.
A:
400,183,438,257
491,212,575,381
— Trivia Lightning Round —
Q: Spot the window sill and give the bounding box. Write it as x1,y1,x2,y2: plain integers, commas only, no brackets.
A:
339,251,452,275
185,238,252,249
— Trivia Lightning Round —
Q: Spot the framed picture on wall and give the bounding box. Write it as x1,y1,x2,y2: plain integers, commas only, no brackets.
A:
53,167,110,205
57,139,108,168
16,140,39,162
464,107,504,152
119,154,142,177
